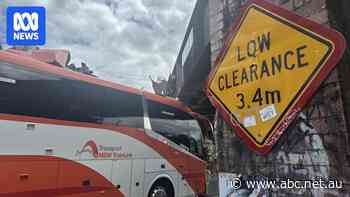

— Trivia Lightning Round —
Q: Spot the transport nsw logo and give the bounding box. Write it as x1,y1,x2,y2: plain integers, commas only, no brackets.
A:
6,6,46,45
76,140,132,159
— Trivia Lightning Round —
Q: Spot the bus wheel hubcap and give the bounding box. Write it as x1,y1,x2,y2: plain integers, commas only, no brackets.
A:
151,187,167,197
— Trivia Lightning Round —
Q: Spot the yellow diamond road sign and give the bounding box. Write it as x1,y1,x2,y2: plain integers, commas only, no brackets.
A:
206,0,346,155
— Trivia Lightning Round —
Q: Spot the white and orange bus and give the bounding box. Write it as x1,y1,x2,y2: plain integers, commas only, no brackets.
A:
0,50,213,197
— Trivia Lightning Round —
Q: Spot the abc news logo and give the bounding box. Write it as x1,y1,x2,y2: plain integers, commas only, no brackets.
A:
7,7,46,45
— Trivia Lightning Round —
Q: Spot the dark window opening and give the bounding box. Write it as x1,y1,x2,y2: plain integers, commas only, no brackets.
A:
0,61,144,129
146,99,204,158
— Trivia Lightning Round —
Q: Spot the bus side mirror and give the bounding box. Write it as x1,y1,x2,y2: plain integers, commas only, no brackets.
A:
203,119,215,144
190,112,215,143
198,118,215,162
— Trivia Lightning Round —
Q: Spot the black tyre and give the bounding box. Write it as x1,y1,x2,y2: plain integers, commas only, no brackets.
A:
148,178,174,197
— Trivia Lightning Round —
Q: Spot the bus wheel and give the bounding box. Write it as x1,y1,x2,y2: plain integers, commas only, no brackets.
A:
148,178,174,197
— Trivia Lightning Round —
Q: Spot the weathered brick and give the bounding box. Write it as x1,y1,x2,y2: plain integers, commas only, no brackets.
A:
280,0,294,10
308,9,328,24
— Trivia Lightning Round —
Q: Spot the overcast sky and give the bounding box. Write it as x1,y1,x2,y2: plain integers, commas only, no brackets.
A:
0,0,196,91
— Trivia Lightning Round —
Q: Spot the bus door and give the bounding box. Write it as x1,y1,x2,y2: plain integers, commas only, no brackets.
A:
131,159,145,197
112,160,131,196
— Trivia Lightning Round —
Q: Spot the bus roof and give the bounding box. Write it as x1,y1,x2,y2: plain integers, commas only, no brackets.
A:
0,50,192,113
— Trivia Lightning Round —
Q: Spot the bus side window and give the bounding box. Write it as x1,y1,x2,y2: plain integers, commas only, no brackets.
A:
65,80,145,129
0,61,66,119
0,60,144,129
146,99,204,158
